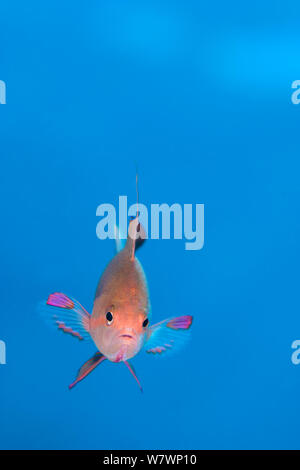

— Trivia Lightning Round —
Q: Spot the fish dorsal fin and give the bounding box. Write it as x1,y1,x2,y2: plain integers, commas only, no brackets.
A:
114,224,127,253
124,170,147,258
126,216,147,259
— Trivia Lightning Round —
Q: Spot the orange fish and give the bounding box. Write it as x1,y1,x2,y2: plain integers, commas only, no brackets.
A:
40,208,193,392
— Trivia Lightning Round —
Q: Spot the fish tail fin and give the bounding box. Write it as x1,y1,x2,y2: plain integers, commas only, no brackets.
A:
124,360,143,393
145,315,193,356
38,292,91,341
69,352,106,389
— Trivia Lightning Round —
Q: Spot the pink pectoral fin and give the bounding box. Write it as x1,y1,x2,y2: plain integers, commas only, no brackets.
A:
39,292,91,341
47,293,75,309
69,352,106,389
166,315,193,330
145,315,193,355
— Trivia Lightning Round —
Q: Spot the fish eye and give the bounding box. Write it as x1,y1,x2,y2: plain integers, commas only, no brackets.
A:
143,318,149,328
106,312,113,325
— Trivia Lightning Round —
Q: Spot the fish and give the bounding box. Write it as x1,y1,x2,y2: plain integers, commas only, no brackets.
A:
39,192,193,392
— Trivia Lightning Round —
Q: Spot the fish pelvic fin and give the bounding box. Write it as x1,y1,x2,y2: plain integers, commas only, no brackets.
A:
69,352,106,389
145,315,193,356
39,292,91,341
124,360,143,393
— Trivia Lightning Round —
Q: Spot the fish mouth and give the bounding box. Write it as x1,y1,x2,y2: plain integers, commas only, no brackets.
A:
116,329,138,349
119,334,134,340
113,331,139,361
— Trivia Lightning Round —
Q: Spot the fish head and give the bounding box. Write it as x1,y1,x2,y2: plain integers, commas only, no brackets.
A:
90,302,149,362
